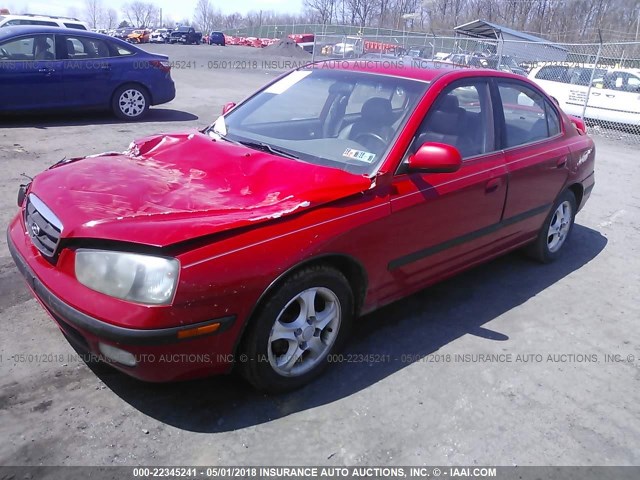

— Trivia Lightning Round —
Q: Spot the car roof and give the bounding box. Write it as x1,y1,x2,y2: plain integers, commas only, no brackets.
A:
0,25,146,53
0,24,127,42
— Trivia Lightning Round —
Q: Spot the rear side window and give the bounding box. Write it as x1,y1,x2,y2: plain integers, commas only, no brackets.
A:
30,20,58,26
6,19,58,26
498,81,561,148
63,36,111,58
64,23,86,30
114,43,135,56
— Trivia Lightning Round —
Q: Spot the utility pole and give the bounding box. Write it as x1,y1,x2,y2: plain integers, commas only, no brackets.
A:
636,7,639,41
159,8,163,28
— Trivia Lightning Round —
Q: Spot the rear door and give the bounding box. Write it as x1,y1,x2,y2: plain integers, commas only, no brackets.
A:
380,79,508,298
59,34,114,108
0,33,64,110
495,78,569,243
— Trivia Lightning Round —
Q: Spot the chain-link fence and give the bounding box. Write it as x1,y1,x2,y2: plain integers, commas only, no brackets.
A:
222,24,411,39
310,32,640,141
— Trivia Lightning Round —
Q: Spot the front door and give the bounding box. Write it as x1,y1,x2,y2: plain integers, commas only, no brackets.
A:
0,33,64,111
379,79,508,300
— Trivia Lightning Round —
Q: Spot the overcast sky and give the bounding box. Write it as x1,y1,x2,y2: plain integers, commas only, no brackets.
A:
4,0,304,22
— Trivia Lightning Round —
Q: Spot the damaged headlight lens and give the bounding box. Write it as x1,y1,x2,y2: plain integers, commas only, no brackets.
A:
75,249,179,305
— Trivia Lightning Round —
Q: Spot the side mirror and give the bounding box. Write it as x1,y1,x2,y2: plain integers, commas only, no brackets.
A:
407,142,462,173
222,102,236,115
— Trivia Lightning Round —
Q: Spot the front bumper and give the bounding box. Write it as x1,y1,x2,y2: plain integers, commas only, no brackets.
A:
8,225,237,382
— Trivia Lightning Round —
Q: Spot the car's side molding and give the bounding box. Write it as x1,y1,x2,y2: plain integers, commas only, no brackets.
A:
388,203,552,270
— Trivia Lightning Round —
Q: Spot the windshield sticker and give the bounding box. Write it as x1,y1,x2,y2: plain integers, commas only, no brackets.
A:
264,70,312,94
343,148,376,163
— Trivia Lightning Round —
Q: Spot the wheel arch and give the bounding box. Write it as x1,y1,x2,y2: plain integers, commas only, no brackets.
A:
233,253,368,355
567,182,584,208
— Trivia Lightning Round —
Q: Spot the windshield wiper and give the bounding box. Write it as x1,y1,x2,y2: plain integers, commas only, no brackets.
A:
238,141,299,160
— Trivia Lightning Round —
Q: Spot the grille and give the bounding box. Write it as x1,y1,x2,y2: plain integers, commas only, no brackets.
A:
25,194,63,259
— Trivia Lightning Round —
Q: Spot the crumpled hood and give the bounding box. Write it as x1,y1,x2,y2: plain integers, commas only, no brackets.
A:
29,131,371,247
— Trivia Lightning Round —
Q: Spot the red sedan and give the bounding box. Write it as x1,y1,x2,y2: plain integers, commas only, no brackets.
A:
8,62,595,392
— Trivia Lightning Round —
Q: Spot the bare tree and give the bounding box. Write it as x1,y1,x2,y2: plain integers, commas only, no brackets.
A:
105,8,118,30
194,0,216,33
122,1,158,28
84,0,103,29
224,12,243,29
112,0,640,42
163,15,176,28
304,0,336,24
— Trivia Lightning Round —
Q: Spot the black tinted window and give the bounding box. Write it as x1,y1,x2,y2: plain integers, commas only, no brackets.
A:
535,66,569,82
64,23,87,30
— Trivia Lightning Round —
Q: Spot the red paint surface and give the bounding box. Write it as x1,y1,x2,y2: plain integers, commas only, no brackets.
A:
9,66,596,382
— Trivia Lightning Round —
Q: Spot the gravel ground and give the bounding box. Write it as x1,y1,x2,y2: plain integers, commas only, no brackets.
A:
0,44,638,467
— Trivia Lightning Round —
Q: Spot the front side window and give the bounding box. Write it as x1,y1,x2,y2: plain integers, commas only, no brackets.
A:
0,34,55,60
606,72,640,92
498,81,561,148
207,68,429,175
408,81,495,160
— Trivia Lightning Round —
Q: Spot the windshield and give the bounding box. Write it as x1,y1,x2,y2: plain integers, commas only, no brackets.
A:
206,68,429,175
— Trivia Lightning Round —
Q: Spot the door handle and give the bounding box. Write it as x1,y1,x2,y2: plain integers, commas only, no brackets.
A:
591,92,601,96
38,67,55,76
556,156,568,168
485,178,502,193
605,94,615,98
99,64,111,70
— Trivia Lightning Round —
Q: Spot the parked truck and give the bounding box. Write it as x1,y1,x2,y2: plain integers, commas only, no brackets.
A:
170,26,202,45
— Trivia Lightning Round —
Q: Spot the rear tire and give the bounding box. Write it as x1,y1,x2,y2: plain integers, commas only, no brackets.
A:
526,190,577,263
239,266,354,393
111,84,150,121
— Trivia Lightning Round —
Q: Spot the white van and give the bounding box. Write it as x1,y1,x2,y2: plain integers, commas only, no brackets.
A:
529,64,640,126
0,13,88,30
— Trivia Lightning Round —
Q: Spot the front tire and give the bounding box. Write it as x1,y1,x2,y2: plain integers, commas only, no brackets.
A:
112,84,150,121
526,190,577,263
239,266,354,393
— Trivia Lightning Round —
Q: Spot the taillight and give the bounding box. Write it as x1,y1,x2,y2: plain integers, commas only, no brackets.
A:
150,60,171,73
569,115,587,135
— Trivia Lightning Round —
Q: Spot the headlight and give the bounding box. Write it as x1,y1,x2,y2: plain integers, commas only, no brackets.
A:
75,249,179,305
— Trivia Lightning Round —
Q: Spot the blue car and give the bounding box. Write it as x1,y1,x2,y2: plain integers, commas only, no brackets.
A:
208,31,225,46
0,26,176,120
